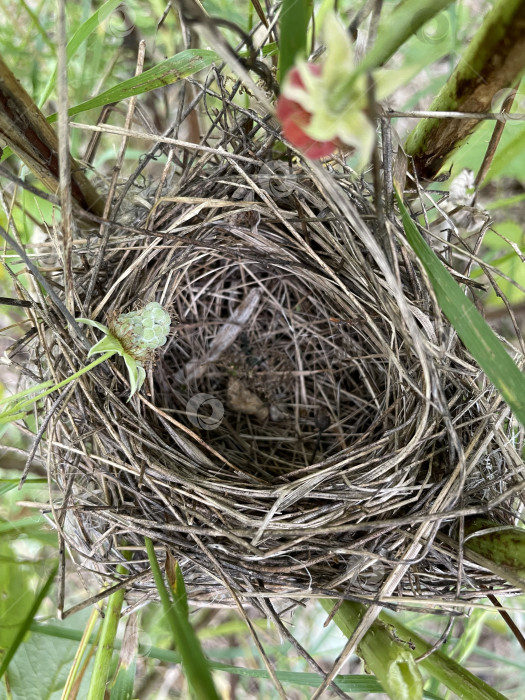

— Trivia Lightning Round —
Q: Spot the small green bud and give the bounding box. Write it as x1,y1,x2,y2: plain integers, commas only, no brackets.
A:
77,301,171,400
112,302,171,360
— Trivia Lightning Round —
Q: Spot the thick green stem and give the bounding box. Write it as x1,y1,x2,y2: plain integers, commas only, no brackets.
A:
320,600,423,700
404,0,525,178
379,609,508,700
322,599,508,700
86,567,127,700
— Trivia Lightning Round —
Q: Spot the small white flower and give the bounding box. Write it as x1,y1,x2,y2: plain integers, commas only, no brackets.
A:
449,169,476,206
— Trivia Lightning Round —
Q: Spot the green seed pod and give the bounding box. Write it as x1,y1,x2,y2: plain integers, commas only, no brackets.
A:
112,302,171,360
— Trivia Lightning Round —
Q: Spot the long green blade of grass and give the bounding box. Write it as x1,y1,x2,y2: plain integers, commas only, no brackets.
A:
396,191,525,428
145,537,221,700
278,0,312,80
29,621,446,697
38,0,123,107
46,49,217,123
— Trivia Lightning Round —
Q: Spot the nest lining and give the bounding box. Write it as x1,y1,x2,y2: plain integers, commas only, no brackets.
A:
14,80,525,615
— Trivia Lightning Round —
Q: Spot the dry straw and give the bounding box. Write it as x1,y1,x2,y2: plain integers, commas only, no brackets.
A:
12,68,525,619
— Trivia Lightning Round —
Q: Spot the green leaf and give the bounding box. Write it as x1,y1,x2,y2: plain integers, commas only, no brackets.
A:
27,621,445,697
463,517,525,590
87,334,125,357
278,0,312,80
396,191,525,428
0,542,33,649
0,562,58,681
145,538,221,700
486,124,525,182
360,0,456,72
0,613,94,700
122,353,145,400
38,0,123,107
46,50,218,123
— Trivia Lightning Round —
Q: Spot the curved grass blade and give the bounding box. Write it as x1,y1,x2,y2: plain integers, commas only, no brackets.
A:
145,537,220,700
46,50,217,124
396,191,525,428
38,0,123,107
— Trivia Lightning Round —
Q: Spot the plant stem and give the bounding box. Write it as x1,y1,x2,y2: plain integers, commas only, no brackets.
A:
404,0,525,178
322,599,509,700
320,600,423,700
9,351,115,414
86,567,127,700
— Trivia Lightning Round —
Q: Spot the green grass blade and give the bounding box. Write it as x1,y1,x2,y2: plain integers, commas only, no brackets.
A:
0,562,58,680
396,191,525,428
278,0,312,80
38,0,122,107
108,615,139,700
46,50,217,123
0,478,46,496
145,537,221,700
86,577,126,700
360,0,455,71
0,379,55,407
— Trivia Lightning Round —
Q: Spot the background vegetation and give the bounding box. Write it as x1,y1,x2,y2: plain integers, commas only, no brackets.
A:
1,0,525,698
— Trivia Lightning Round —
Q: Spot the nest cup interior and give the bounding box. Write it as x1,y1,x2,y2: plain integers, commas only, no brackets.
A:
166,253,392,480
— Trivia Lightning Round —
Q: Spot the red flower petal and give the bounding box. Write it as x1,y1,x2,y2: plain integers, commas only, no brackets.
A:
276,65,336,160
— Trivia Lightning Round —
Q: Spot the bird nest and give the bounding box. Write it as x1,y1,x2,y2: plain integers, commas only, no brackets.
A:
15,78,525,617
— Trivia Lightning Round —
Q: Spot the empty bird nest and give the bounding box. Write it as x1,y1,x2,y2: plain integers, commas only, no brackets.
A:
10,74,525,619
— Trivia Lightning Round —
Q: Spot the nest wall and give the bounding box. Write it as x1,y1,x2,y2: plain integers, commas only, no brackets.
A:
25,88,525,613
